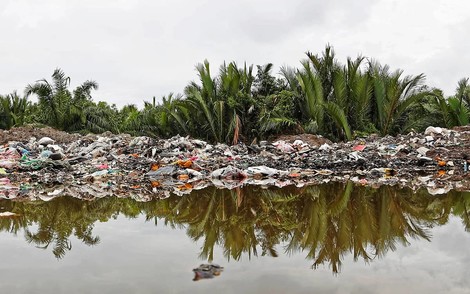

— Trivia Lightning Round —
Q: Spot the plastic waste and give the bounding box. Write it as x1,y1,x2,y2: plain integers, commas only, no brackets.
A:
273,140,295,153
90,170,109,178
146,165,177,178
425,135,434,142
352,145,366,151
192,264,224,281
1,124,469,200
40,150,53,159
38,137,54,146
0,178,19,199
424,126,451,136
319,143,332,151
49,153,63,160
246,166,288,177
416,147,429,156
0,160,16,169
211,166,246,180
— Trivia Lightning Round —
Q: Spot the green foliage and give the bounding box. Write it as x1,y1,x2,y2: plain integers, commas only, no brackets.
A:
3,184,470,270
258,90,301,136
424,80,470,129
2,46,468,141
24,68,114,133
253,63,284,97
323,101,352,140
368,62,432,135
181,60,256,143
0,91,30,129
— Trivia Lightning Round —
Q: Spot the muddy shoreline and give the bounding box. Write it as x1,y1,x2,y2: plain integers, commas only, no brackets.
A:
1,126,470,201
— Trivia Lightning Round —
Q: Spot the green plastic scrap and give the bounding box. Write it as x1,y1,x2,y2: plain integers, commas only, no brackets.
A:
19,158,43,170
20,183,32,191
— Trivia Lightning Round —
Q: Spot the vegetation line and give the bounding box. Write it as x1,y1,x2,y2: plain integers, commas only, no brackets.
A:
1,45,469,143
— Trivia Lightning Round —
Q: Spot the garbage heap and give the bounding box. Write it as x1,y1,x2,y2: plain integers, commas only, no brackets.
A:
1,126,470,201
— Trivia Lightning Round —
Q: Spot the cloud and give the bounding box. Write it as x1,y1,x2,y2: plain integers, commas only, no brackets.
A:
0,0,469,107
416,16,470,95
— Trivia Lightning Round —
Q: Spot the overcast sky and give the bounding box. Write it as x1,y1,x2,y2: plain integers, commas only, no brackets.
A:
1,0,469,108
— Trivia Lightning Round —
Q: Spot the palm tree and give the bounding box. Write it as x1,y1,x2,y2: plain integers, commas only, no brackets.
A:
332,57,373,134
25,68,99,132
83,102,120,134
431,78,470,128
368,61,431,135
183,60,255,144
119,104,142,135
296,46,354,140
0,91,30,129
160,93,192,137
296,59,326,134
456,78,470,107
253,63,278,97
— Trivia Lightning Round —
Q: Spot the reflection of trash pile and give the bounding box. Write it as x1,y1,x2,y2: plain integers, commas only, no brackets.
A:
193,264,224,281
1,125,470,201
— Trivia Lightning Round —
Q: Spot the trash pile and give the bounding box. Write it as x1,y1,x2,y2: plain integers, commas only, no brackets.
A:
1,125,470,201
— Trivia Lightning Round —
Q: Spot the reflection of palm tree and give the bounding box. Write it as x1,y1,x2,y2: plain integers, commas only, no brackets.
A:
21,198,101,259
449,191,470,231
0,201,27,234
278,183,445,273
2,184,470,272
25,229,73,259
0,197,109,259
146,183,463,273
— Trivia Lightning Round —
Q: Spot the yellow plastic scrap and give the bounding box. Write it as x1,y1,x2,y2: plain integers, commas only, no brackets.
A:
151,181,160,187
434,156,446,167
178,174,189,181
177,183,192,190
177,160,192,168
384,168,396,178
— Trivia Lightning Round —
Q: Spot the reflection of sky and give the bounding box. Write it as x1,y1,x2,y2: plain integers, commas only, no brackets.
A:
1,215,470,293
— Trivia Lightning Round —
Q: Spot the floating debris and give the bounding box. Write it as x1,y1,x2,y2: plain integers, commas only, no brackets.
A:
192,264,224,281
0,211,20,217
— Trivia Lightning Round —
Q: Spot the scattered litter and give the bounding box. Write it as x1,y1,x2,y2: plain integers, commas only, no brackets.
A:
417,147,430,156
319,143,332,151
352,145,366,151
0,125,469,201
38,137,55,146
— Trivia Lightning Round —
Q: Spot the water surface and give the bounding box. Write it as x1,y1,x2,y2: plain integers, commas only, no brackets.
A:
1,183,470,293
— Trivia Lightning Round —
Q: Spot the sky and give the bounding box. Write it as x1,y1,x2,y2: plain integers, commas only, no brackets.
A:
1,0,469,108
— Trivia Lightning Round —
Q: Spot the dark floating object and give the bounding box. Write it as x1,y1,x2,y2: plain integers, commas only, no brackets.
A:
192,264,224,281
